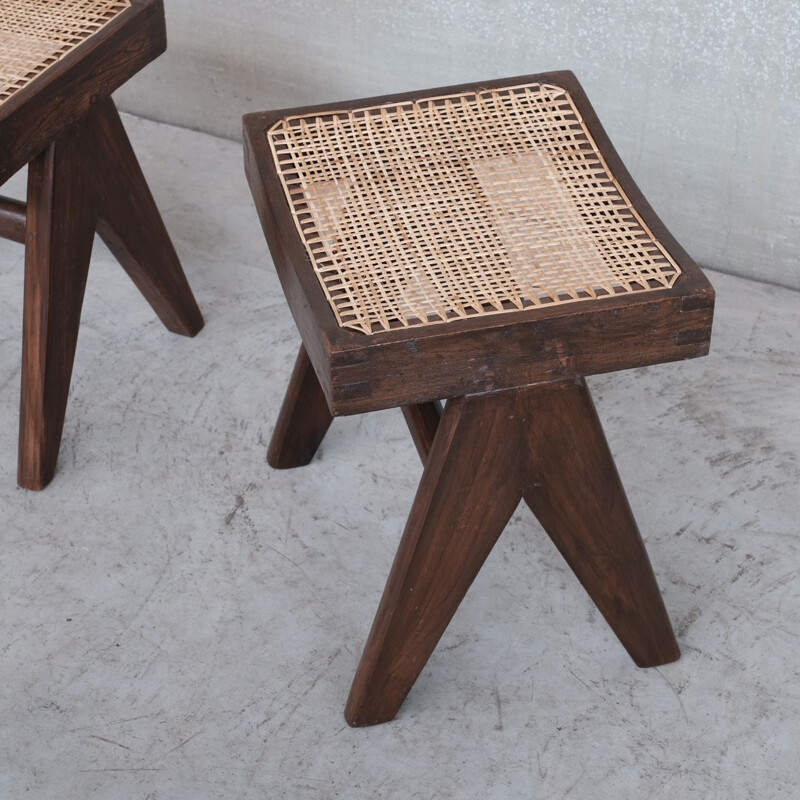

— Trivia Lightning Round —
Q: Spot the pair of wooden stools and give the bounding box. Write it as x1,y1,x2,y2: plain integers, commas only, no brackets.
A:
1,0,713,726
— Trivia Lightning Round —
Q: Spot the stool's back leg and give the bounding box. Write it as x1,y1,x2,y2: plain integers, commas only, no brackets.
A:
401,401,443,463
91,98,203,338
346,391,524,726
268,345,333,469
522,377,680,667
18,123,98,490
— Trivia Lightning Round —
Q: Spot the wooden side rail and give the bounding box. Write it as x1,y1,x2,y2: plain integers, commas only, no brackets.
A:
0,195,26,244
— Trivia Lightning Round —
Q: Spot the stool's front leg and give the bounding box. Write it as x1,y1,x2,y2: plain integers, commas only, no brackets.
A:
18,120,98,490
400,379,680,668
345,391,524,727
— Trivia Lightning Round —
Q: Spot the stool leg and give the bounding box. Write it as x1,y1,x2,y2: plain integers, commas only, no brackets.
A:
401,401,443,463
267,345,333,468
347,379,678,724
91,98,204,337
345,391,524,726
399,381,678,667
522,378,679,667
18,125,98,490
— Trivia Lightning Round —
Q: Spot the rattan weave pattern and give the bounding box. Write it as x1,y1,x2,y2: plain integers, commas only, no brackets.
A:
268,82,681,335
0,0,131,109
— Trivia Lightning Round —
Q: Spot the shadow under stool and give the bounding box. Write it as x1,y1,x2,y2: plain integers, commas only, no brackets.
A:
0,0,203,489
243,71,715,726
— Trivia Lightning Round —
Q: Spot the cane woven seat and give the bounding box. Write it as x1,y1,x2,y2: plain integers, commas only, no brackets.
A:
0,0,131,109
267,81,681,335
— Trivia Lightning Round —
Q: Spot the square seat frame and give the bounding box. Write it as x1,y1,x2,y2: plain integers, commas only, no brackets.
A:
243,71,714,726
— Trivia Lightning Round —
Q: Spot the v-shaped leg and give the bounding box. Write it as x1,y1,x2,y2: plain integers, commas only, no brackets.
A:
17,101,204,489
398,380,680,667
18,122,98,490
345,391,524,726
346,378,680,725
399,379,679,669
92,98,203,337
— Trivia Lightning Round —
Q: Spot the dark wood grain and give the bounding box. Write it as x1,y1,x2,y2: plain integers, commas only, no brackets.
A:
18,123,98,490
0,196,26,243
345,391,524,726
268,344,333,468
345,379,679,725
396,377,678,666
522,378,680,667
325,294,713,415
93,98,203,337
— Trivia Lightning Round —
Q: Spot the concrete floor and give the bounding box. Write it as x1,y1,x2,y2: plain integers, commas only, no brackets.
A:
1,115,799,800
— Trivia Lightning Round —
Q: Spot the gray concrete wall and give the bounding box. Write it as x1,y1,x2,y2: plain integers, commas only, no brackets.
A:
116,0,800,289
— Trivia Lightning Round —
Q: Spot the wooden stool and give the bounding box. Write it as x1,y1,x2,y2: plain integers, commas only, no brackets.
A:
0,0,203,489
243,72,714,726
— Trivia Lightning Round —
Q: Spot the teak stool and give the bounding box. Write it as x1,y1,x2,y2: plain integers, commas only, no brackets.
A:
243,72,714,726
0,0,203,489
